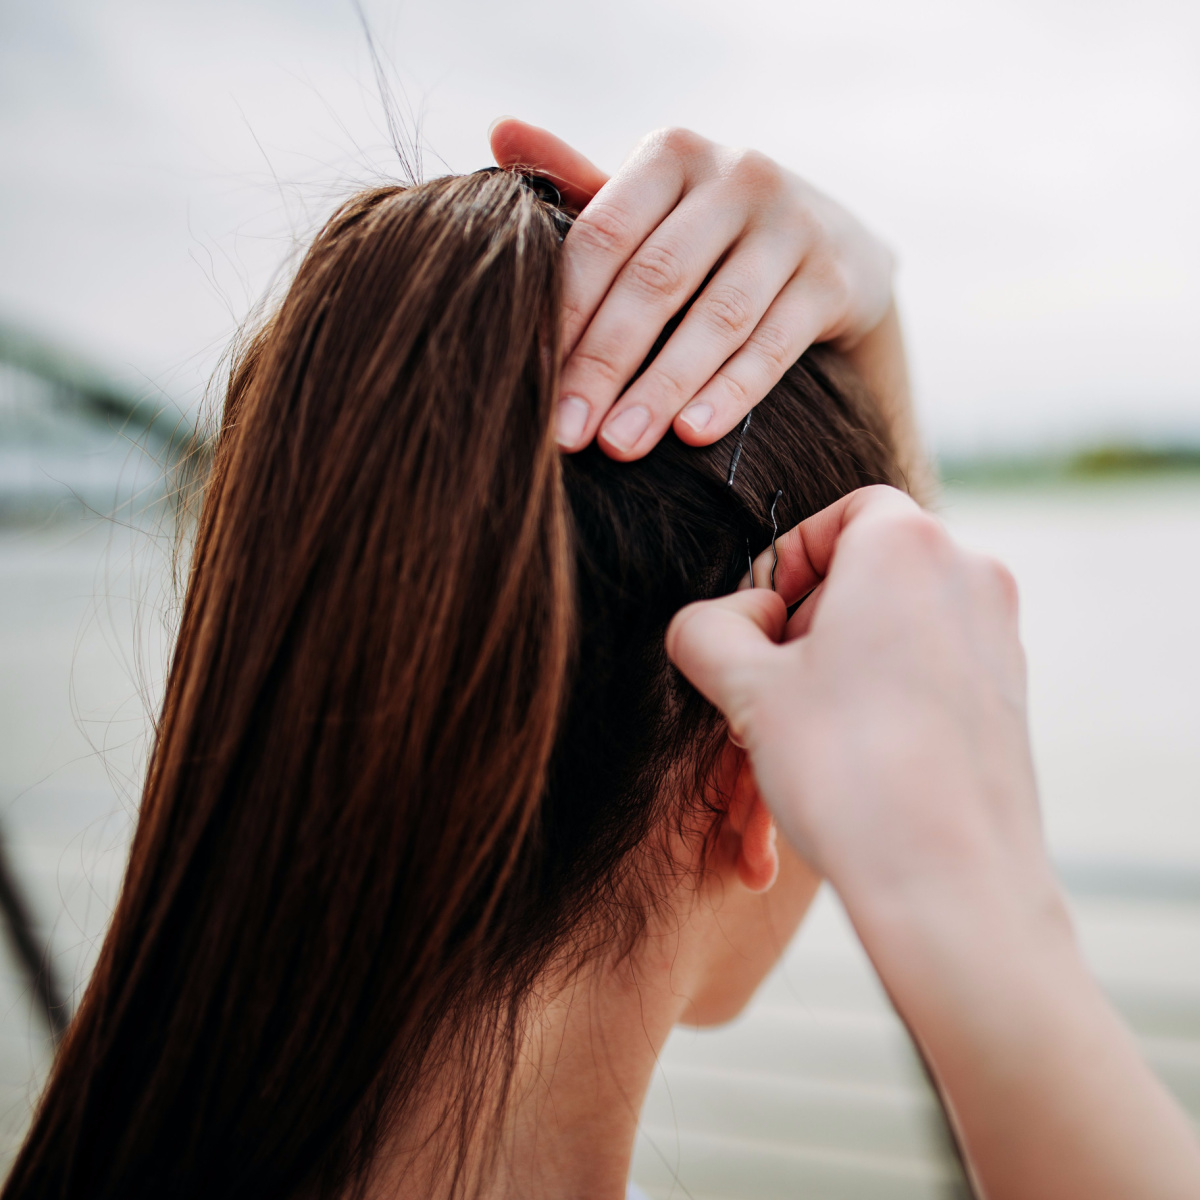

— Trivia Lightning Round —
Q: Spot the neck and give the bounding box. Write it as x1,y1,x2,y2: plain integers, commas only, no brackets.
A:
365,925,700,1200
498,946,690,1199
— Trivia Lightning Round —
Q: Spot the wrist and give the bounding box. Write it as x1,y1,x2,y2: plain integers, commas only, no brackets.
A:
840,849,1085,1042
842,857,1200,1200
838,299,936,505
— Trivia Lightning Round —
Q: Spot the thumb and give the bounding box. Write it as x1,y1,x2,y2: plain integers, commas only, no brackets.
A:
489,117,609,211
666,589,787,733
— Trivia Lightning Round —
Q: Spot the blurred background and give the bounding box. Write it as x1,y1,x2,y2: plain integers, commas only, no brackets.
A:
1,1,1197,1196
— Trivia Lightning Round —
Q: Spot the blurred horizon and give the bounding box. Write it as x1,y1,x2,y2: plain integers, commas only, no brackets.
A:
3,0,1199,458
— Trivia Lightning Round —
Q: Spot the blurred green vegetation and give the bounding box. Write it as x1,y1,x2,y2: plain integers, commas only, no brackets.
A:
939,442,1200,488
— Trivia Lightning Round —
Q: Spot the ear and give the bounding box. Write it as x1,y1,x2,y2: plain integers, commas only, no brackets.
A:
724,747,779,894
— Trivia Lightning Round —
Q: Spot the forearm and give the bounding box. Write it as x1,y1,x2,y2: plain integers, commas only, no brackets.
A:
848,872,1200,1200
841,300,936,506
666,487,1200,1197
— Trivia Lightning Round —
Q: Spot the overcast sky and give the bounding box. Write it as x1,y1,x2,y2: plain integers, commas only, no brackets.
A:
2,0,1198,454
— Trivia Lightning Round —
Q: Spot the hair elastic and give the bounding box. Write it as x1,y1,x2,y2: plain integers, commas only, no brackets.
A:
475,166,573,241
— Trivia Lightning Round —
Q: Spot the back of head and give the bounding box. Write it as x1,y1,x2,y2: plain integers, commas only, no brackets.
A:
546,353,900,945
3,170,901,1200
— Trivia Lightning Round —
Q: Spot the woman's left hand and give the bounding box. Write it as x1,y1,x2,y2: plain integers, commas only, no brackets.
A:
490,118,896,460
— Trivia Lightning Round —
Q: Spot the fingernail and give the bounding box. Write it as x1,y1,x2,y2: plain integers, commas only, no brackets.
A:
678,403,713,434
600,405,651,453
488,115,515,137
555,395,590,447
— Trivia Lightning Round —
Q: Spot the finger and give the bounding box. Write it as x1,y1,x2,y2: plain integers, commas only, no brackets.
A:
741,546,786,591
560,193,749,455
671,271,834,447
555,147,690,368
963,551,1024,668
967,551,1020,630
785,580,827,640
488,118,609,211
665,590,788,724
748,485,919,605
599,233,801,458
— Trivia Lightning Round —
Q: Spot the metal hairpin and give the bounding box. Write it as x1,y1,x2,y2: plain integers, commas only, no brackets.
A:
725,413,783,592
769,489,784,592
725,411,753,487
725,412,757,583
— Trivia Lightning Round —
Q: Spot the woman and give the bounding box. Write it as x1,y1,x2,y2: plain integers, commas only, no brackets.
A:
6,121,1197,1200
2,121,916,1200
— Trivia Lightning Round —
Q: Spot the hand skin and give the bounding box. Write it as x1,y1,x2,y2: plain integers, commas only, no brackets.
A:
666,486,1200,1200
490,119,928,491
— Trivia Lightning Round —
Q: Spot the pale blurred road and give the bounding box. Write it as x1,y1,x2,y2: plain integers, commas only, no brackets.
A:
1,477,1198,1194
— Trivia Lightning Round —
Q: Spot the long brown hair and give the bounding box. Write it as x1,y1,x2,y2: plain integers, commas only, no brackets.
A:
3,169,902,1199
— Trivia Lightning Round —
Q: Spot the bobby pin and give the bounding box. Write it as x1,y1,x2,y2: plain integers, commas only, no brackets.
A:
769,489,784,592
725,411,753,488
742,487,784,592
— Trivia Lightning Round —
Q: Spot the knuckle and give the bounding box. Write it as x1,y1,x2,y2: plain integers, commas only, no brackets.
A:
567,345,624,389
654,125,705,160
625,242,688,300
730,147,785,196
558,294,590,333
825,257,855,308
802,250,852,307
641,363,689,405
892,510,951,559
789,211,823,259
713,367,751,409
983,556,1020,608
700,283,757,339
745,321,794,374
571,204,635,258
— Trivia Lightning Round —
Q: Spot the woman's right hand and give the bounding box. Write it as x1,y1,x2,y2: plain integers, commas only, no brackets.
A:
667,484,1046,916
666,485,1200,1200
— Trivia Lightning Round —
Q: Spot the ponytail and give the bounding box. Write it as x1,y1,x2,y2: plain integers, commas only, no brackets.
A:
4,171,572,1200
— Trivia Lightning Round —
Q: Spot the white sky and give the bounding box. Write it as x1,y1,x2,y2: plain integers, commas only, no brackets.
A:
2,0,1198,454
